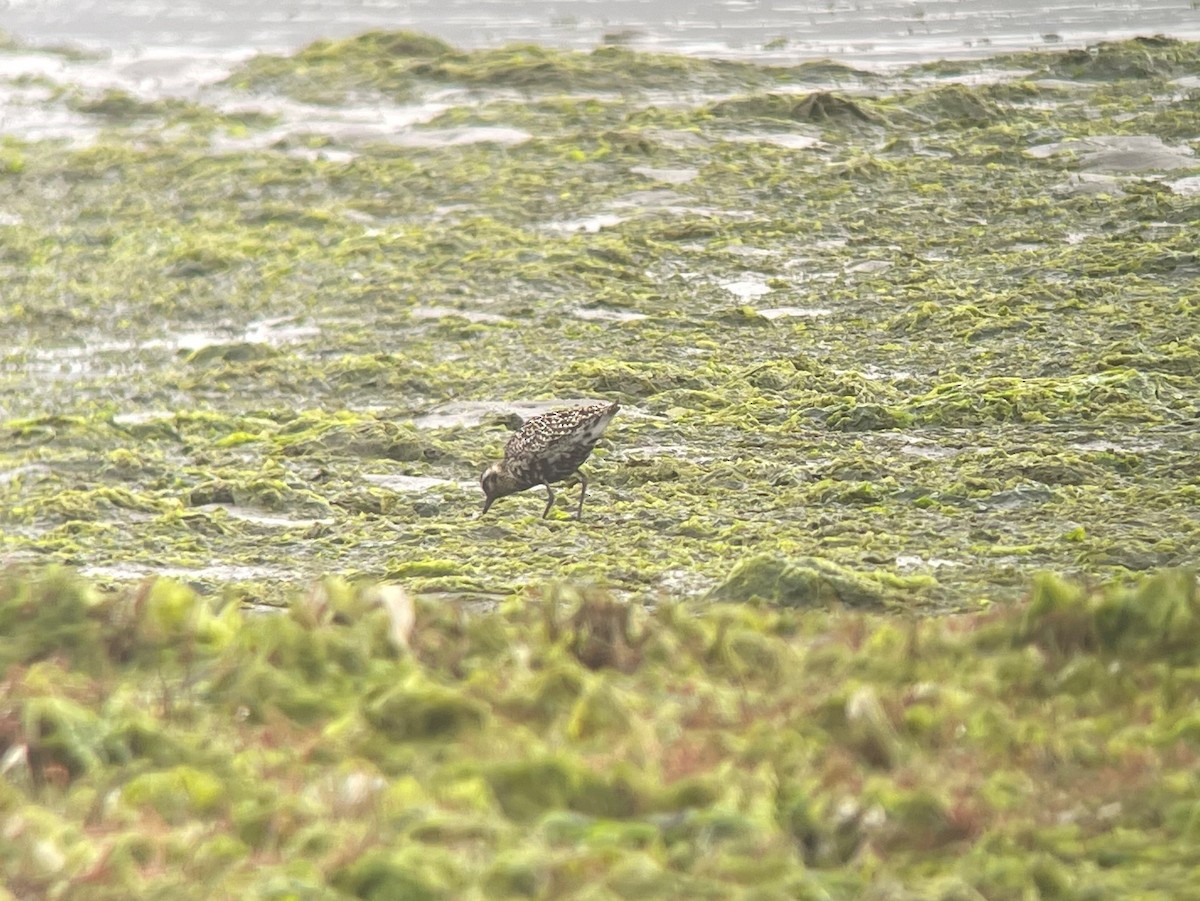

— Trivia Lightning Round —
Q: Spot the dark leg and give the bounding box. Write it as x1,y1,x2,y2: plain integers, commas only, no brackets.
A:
575,471,589,520
541,484,556,519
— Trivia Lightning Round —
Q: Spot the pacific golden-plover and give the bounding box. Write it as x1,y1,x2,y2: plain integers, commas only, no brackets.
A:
480,401,619,519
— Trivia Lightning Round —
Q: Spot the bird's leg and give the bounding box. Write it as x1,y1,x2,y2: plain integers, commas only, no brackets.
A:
541,484,556,519
575,471,589,520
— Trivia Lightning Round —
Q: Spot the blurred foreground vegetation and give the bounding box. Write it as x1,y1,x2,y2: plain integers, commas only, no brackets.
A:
2,565,1200,899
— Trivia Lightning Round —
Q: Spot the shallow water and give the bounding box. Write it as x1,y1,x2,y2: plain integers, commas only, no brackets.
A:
4,0,1200,65
4,1,1195,154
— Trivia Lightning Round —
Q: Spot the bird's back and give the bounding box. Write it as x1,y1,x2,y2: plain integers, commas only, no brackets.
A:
505,401,619,485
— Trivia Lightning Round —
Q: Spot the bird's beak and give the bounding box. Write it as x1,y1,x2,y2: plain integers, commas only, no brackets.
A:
480,496,494,516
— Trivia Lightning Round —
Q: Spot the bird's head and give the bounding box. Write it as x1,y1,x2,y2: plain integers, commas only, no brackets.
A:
480,462,522,515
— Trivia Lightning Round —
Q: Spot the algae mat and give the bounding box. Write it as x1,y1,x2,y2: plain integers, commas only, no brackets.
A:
0,33,1198,606
3,565,1200,898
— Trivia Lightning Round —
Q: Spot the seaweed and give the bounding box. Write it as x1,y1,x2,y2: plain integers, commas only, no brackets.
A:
0,569,1196,895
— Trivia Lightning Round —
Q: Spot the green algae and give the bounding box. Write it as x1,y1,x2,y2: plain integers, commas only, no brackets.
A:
1019,567,1200,660
69,88,162,119
364,677,488,741
710,91,881,126
709,553,935,608
4,568,1200,896
1,33,1199,608
226,30,871,104
1009,34,1200,81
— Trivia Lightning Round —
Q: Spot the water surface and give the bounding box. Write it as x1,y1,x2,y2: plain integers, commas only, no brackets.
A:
4,0,1199,67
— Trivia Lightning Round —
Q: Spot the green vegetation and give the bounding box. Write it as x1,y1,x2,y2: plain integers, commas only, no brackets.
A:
0,30,1197,893
0,34,1196,606
2,567,1200,898
223,29,867,103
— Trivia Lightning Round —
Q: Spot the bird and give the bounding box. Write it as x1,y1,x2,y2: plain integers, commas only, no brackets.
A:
480,400,619,519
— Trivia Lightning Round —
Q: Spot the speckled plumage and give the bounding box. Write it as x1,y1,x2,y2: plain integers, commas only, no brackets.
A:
480,401,619,519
